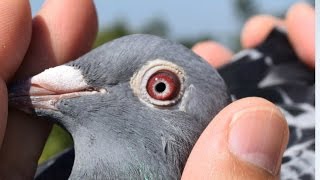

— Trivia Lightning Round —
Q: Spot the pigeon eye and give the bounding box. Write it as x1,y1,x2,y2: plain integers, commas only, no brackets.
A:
146,70,180,101
130,59,185,107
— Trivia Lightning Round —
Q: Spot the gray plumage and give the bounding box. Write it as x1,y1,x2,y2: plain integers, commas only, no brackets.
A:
9,34,230,179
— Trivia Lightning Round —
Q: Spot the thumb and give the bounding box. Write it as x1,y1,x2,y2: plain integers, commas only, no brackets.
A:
182,97,289,180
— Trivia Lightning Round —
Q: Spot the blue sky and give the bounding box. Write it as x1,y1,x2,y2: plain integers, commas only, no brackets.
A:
30,0,301,46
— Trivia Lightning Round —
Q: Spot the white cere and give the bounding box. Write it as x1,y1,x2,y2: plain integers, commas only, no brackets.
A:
31,65,90,93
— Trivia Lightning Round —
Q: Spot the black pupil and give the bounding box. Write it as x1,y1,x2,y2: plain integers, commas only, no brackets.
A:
155,82,166,93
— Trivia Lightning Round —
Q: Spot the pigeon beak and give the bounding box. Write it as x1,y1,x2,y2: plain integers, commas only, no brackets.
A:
8,65,105,114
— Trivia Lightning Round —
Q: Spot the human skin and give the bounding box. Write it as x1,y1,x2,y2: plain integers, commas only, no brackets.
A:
0,1,314,179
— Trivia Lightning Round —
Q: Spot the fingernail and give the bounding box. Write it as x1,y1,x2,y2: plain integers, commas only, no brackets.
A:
228,106,287,175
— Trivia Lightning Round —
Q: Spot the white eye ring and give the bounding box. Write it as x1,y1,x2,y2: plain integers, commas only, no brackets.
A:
130,59,185,107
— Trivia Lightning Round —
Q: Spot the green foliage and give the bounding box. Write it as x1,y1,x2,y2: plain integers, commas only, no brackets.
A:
139,18,169,38
38,125,73,164
233,0,258,22
178,35,213,49
94,20,131,48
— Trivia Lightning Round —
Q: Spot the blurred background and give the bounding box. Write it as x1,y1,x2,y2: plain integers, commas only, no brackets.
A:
29,0,314,163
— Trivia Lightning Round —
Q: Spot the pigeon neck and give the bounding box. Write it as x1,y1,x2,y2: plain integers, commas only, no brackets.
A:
68,126,181,179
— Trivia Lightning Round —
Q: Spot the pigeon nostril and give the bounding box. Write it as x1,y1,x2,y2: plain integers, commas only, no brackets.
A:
86,87,96,91
155,82,166,93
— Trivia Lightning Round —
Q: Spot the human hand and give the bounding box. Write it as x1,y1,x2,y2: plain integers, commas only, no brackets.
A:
0,0,97,179
182,2,314,179
0,1,314,179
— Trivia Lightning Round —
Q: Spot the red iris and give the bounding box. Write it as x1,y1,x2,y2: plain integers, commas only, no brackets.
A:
146,70,180,101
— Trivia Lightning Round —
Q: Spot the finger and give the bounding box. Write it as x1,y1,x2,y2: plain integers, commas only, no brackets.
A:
241,15,284,48
0,0,98,178
285,2,315,68
192,41,233,68
182,97,289,179
14,0,98,78
0,0,31,148
0,0,31,81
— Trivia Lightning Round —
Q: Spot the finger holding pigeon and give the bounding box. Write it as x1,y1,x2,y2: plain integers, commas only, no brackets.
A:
185,2,314,179
0,0,97,178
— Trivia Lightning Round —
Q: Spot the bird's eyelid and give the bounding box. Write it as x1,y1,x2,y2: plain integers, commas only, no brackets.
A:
130,59,185,107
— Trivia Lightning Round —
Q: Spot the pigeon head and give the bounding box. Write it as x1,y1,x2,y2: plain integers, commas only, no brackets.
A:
9,34,230,179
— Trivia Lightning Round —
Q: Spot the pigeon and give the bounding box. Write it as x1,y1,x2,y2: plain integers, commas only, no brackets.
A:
9,34,231,179
218,28,315,180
